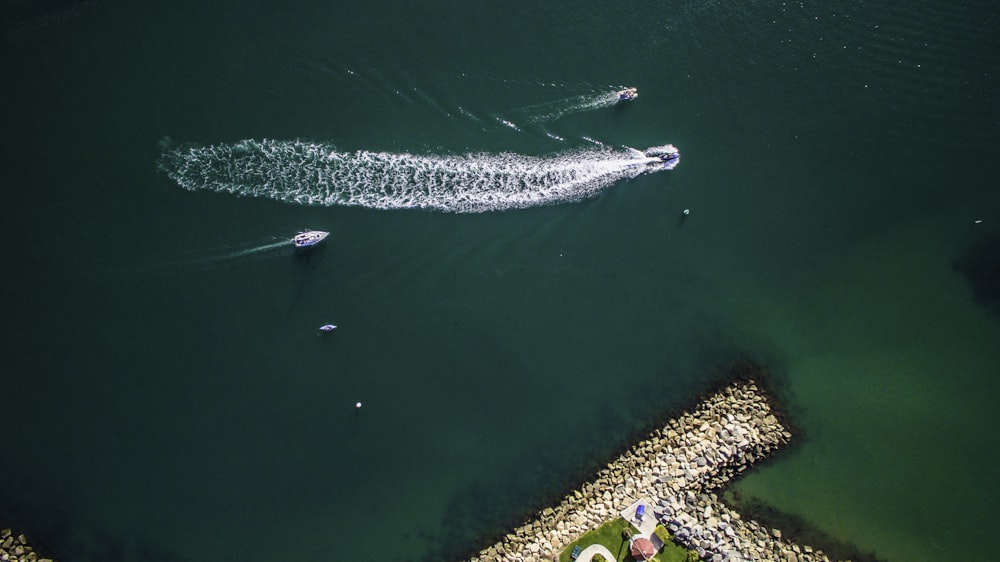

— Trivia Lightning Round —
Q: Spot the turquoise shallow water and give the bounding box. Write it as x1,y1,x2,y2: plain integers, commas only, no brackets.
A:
2,1,999,561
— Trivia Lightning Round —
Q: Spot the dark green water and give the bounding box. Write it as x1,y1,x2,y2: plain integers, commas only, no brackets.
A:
3,1,998,561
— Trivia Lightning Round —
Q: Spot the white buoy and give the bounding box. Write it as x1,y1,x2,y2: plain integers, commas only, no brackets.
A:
355,401,362,409
683,209,690,215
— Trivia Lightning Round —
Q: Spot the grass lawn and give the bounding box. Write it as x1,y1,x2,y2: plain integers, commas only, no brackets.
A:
557,518,699,562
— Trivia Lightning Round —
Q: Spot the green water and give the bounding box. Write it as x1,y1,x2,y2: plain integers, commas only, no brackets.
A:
2,1,998,561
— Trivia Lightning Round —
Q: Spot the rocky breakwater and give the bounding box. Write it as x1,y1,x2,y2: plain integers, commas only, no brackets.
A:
0,529,53,562
465,379,802,562
659,492,831,562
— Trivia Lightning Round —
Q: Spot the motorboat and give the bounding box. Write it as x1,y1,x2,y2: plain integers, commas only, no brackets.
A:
644,144,681,169
293,230,329,248
319,324,337,332
617,87,638,101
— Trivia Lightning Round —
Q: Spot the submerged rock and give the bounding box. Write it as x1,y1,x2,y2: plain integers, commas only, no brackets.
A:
954,235,1000,317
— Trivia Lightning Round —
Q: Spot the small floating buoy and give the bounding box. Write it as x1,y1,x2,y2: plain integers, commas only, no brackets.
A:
355,401,363,409
683,209,690,216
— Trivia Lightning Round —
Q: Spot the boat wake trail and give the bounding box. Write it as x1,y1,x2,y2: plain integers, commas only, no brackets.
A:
501,91,623,125
94,237,293,281
209,239,290,261
157,139,679,213
144,238,291,271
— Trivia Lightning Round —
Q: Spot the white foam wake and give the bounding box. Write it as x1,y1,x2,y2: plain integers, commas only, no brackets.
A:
158,139,679,213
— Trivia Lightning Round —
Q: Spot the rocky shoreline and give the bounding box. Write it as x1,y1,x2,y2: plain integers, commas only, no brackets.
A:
465,378,845,562
0,529,52,562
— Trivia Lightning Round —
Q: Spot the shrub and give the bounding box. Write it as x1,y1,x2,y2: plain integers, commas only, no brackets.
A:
592,555,607,562
686,549,700,562
654,524,672,543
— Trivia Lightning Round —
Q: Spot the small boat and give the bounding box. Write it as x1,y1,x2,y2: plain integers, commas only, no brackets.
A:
644,144,681,169
617,87,638,101
293,230,329,248
319,324,337,332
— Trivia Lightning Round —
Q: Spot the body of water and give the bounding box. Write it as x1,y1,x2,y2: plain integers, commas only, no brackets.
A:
2,1,998,561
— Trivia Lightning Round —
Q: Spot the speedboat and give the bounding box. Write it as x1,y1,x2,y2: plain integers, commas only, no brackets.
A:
644,144,681,169
319,324,337,332
617,87,638,101
293,230,329,248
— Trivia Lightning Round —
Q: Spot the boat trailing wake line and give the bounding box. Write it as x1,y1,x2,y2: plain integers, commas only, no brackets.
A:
86,237,294,281
157,139,680,213
499,91,624,126
214,239,292,260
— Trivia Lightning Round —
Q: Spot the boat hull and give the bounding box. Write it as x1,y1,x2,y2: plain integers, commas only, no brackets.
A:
293,230,329,248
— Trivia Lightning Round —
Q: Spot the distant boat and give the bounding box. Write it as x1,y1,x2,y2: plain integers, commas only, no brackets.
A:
617,87,638,102
293,230,329,248
319,324,337,332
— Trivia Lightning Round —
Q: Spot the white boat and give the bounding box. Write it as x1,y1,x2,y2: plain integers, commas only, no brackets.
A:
617,87,638,101
319,324,337,332
644,144,681,169
293,230,329,248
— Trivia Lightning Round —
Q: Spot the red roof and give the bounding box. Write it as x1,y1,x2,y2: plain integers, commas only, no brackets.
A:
630,537,655,560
